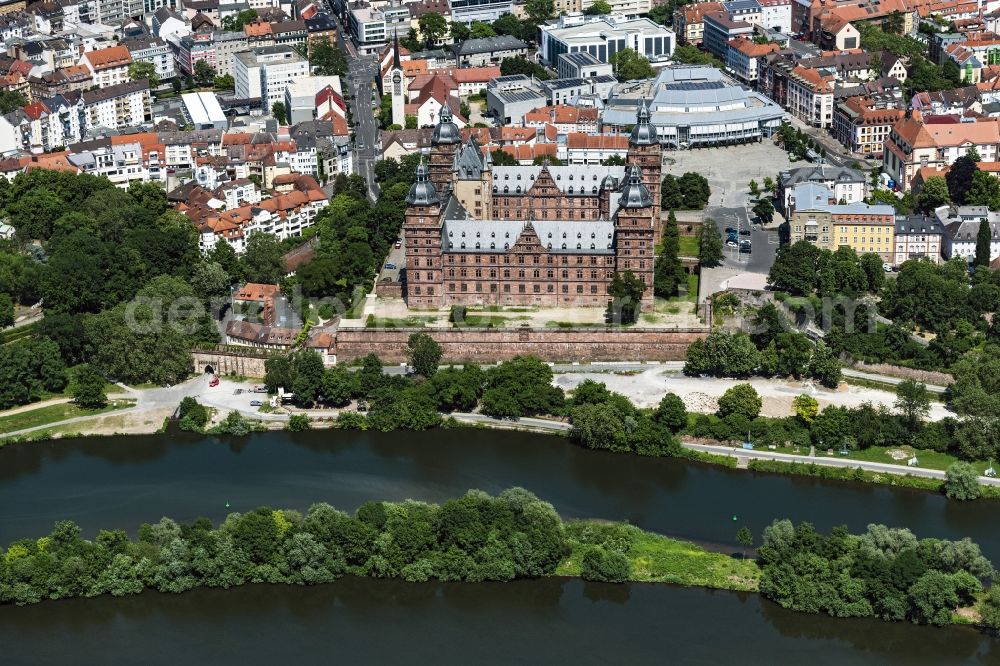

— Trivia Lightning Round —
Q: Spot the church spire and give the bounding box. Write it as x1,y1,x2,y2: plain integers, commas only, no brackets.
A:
392,34,401,69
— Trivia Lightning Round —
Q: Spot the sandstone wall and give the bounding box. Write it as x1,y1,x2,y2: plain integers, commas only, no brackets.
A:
332,327,708,364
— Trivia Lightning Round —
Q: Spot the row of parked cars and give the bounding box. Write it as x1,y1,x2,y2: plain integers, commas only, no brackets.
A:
724,227,752,254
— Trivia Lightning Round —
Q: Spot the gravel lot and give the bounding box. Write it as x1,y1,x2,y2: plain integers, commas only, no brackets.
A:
554,369,952,421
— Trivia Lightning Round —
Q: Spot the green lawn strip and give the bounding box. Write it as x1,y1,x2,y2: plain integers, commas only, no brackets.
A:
0,399,135,435
556,524,759,592
836,445,990,473
678,235,700,257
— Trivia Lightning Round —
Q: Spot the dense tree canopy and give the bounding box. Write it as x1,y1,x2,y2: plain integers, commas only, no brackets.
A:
0,489,571,605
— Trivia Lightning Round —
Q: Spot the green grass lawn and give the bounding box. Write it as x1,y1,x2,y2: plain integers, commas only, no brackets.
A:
456,315,508,327
834,445,990,473
365,315,439,327
557,523,760,591
678,235,700,257
0,399,135,435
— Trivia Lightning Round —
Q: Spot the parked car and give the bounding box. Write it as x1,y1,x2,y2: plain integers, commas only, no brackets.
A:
254,386,267,393
739,240,752,253
739,229,751,236
209,376,219,387
883,263,894,272
395,239,402,249
385,262,396,270
724,227,736,234
250,400,262,407
726,240,738,248
356,400,368,412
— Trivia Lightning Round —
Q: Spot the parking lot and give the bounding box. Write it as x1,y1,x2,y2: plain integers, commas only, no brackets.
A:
711,207,780,274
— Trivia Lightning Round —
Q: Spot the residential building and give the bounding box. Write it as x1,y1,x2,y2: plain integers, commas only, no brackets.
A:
673,2,724,46
937,207,1000,263
702,11,752,61
778,164,868,214
725,37,779,84
122,36,176,82
454,35,529,67
832,94,905,157
79,44,132,88
884,116,1000,191
348,1,410,54
213,30,250,77
787,182,895,260
176,32,217,76
523,104,600,134
760,55,834,128
894,214,944,265
234,45,309,111
82,79,152,131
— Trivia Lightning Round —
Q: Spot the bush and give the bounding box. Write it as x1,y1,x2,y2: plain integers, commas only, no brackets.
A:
944,462,981,500
287,414,311,431
448,305,467,324
717,384,762,420
654,392,687,432
213,410,252,436
580,546,631,583
178,397,209,432
336,411,368,430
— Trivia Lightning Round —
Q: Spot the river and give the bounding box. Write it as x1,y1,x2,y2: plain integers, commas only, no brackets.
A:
0,428,997,663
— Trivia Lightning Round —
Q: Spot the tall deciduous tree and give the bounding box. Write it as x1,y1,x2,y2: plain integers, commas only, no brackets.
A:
610,48,655,80
946,156,979,204
417,12,448,44
606,270,646,324
406,332,443,377
918,176,951,213
73,364,107,409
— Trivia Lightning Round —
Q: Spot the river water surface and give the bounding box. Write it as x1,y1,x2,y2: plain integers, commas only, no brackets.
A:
0,428,997,663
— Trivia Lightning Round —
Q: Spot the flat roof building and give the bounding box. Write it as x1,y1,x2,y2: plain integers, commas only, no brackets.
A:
540,14,675,66
182,91,227,130
601,65,785,149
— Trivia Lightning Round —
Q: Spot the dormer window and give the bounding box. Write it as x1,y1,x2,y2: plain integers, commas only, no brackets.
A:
475,242,481,249
504,243,509,249
590,243,595,249
577,233,582,238
591,233,596,238
577,243,582,249
547,232,552,238
490,242,496,249
476,231,480,237
517,174,521,180
561,243,567,249
505,232,510,238
461,232,466,237
448,231,453,237
461,242,466,249
491,231,495,237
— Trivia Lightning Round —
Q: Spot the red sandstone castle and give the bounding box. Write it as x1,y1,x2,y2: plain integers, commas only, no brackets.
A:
403,102,661,310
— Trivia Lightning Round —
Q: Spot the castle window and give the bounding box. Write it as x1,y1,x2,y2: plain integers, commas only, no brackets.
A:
516,186,521,193
504,174,509,180
448,231,453,237
547,232,552,238
476,231,480,237
547,243,552,249
590,244,595,249
475,242,480,249
533,284,540,293
592,187,597,193
449,242,454,248
504,186,509,193
503,285,510,292
591,233,596,238
461,232,466,237
577,233,582,238
562,232,567,238
562,285,568,293
505,232,510,238
504,243,509,249
577,243,582,249
561,244,567,249
448,269,455,277
568,187,573,194
517,174,521,180
490,242,496,249
460,243,466,248
547,284,554,293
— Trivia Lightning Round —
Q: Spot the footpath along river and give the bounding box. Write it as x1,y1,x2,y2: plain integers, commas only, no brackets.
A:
0,428,997,663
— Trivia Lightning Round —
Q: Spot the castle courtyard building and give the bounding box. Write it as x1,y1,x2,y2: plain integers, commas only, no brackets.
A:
403,103,660,310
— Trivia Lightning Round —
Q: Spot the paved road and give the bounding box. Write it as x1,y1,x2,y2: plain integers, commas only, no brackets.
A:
708,206,779,275
335,14,381,202
682,441,1000,487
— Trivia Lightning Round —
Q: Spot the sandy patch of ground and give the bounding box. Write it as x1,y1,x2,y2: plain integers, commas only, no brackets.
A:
553,369,953,421
47,407,174,437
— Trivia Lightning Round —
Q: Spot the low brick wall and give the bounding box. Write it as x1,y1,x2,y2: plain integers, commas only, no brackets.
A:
193,350,269,377
333,327,708,364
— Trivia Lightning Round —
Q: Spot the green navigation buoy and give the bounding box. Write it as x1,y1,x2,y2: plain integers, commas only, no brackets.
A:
225,502,230,508
732,515,738,521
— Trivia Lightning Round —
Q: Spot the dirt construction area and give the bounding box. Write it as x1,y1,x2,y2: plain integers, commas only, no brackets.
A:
553,369,953,421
